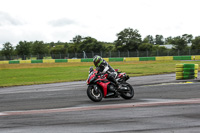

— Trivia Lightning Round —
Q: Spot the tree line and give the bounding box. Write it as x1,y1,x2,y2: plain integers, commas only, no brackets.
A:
1,27,200,60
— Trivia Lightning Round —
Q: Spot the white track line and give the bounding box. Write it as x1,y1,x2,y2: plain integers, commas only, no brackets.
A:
0,98,200,116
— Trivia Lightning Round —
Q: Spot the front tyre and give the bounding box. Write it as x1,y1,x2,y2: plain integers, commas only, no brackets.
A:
120,83,134,100
87,85,103,102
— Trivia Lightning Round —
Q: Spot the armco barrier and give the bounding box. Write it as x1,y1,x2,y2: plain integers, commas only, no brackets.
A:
43,59,55,63
9,60,20,64
192,55,200,60
156,56,173,61
103,58,109,62
1,55,200,64
0,61,9,64
173,56,191,60
68,59,81,62
176,64,199,80
81,58,93,62
31,60,43,63
55,59,68,63
109,58,123,62
20,60,31,64
124,57,139,62
139,57,155,61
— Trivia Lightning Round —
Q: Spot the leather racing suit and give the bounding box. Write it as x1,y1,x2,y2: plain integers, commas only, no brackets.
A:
96,58,119,89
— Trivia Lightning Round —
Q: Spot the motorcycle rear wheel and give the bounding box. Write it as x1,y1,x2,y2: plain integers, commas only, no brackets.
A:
120,83,134,99
87,85,103,102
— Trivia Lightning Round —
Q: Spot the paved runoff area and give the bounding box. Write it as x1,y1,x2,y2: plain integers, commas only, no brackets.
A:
0,73,200,133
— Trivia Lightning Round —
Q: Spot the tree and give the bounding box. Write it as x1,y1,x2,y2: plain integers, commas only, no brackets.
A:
49,42,55,48
138,43,153,51
171,36,187,50
104,43,115,52
69,35,83,53
182,34,193,44
152,45,168,56
155,35,164,45
71,35,83,44
31,41,48,59
165,36,173,44
79,37,105,53
143,35,154,44
171,34,193,50
16,41,32,60
191,36,200,49
50,45,68,59
50,45,67,54
114,28,142,51
1,42,14,60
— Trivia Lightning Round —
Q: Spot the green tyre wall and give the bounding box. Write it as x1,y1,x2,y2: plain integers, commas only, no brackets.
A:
31,60,43,63
139,57,155,61
81,58,93,62
55,59,68,63
183,75,195,79
183,68,195,72
176,63,199,80
173,56,191,60
183,64,195,68
183,72,195,75
9,60,20,64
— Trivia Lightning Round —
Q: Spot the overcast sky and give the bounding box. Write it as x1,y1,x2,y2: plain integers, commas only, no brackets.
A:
0,0,200,49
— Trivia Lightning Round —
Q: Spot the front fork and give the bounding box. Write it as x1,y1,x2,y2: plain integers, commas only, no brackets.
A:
93,85,98,93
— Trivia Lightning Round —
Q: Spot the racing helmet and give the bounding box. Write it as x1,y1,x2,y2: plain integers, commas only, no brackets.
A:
93,55,103,67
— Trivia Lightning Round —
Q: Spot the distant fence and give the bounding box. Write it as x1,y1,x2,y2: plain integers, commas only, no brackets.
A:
1,49,200,61
1,55,200,64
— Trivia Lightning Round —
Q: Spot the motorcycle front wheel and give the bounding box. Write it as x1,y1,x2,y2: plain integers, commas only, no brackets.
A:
87,85,103,102
120,83,134,99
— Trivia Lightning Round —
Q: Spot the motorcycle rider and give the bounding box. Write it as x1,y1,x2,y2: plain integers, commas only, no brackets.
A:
93,55,119,90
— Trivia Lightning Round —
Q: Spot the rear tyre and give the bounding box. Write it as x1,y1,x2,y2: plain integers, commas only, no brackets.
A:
120,83,134,99
87,85,103,102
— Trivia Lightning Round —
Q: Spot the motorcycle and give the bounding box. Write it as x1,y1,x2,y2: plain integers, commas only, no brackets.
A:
86,67,134,102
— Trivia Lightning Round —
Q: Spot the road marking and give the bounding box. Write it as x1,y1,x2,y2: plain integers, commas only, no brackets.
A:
185,82,193,84
144,82,195,87
1,98,200,116
0,113,6,116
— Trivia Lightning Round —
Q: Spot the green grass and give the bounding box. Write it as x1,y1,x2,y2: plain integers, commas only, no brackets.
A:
0,61,200,87
112,61,185,77
0,66,89,87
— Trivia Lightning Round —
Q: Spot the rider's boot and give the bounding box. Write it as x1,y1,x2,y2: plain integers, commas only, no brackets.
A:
109,76,120,90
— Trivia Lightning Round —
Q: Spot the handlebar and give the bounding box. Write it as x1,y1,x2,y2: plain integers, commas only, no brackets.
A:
96,72,103,76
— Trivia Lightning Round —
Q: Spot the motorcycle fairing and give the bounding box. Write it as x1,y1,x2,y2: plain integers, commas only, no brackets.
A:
87,70,97,84
97,81,110,97
117,73,125,78
95,75,110,97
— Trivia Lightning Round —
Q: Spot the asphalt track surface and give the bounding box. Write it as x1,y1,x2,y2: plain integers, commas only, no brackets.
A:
0,73,200,133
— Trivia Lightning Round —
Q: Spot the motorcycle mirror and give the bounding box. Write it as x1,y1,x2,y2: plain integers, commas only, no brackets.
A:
89,66,93,73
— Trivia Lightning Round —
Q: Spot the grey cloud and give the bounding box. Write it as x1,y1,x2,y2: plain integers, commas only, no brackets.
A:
0,11,23,26
48,18,76,27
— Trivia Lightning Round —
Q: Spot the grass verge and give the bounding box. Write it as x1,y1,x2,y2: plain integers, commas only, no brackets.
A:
0,61,200,87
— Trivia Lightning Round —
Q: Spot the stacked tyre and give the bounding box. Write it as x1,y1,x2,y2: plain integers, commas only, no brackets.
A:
176,64,199,80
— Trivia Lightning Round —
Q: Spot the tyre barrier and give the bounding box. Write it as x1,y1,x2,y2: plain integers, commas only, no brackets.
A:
1,55,200,64
176,64,199,80
173,56,192,60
